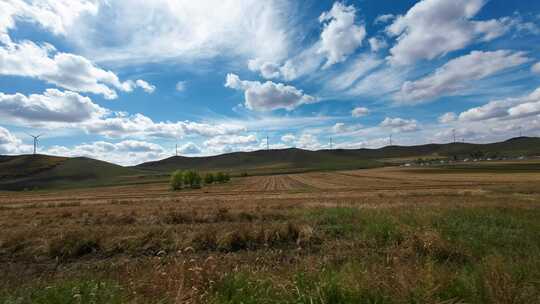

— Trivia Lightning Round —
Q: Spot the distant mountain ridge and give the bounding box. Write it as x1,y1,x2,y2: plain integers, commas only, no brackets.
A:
134,137,540,173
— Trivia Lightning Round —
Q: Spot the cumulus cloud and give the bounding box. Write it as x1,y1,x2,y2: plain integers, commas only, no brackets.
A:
318,2,366,68
0,89,107,124
397,50,529,104
386,0,509,65
85,113,246,139
438,112,457,124
0,0,98,36
0,38,154,99
204,134,257,147
296,133,322,150
0,89,246,139
46,140,168,166
368,37,388,52
178,142,201,155
374,14,395,25
380,117,419,132
331,123,361,134
248,2,365,80
224,73,316,111
458,87,540,121
247,59,282,79
0,126,27,154
281,133,296,143
134,80,156,93
351,107,369,117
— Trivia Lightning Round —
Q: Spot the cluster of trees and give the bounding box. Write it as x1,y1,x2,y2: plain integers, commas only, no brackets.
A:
170,170,230,190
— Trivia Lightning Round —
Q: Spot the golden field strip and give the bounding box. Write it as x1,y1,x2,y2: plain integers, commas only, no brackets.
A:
1,164,540,303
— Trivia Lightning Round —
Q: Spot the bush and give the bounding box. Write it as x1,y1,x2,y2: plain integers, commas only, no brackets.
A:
215,172,230,183
204,172,215,184
170,170,184,190
184,170,202,188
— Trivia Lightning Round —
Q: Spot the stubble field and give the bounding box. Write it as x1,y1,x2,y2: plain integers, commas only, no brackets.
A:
1,164,540,303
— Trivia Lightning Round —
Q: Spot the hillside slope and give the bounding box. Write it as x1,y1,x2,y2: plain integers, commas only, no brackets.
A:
135,137,540,173
0,155,143,190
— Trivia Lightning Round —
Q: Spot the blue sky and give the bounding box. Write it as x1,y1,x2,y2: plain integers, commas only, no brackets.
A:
1,0,540,165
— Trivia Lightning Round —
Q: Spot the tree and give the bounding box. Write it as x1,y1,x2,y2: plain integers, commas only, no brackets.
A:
224,172,230,182
170,170,184,190
204,172,215,184
184,170,202,188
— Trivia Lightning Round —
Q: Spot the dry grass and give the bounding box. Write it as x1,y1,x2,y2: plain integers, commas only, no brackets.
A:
1,166,540,303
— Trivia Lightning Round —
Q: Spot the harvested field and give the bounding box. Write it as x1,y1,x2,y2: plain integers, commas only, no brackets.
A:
1,165,540,303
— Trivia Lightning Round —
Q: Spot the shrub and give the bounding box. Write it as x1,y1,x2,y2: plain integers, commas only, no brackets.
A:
215,172,230,183
204,172,215,184
215,172,225,183
170,170,184,190
184,170,202,188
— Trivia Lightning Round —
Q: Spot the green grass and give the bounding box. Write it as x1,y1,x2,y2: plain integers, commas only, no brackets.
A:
0,279,125,304
211,206,540,304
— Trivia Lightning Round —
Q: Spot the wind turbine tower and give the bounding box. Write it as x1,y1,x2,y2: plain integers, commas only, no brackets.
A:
28,134,43,155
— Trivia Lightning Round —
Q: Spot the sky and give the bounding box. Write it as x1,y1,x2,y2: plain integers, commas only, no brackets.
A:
1,0,540,165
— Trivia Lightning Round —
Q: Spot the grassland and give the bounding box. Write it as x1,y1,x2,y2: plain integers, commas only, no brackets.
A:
1,163,540,303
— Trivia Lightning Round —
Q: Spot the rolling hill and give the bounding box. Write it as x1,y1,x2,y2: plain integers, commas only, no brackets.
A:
1,137,539,190
0,155,144,190
135,137,540,174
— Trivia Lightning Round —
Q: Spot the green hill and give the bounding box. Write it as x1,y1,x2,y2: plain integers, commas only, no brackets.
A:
135,148,382,174
0,155,143,191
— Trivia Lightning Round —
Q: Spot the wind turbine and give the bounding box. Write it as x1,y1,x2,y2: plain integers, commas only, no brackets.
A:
27,133,43,155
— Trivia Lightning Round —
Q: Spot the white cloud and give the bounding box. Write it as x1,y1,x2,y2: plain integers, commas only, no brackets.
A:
438,112,457,124
67,0,296,65
248,2,365,80
0,38,153,99
458,87,540,121
224,73,317,111
326,54,383,91
347,64,405,97
380,117,419,132
85,113,246,139
331,123,361,134
397,50,529,104
351,107,369,117
0,0,99,36
134,80,155,93
46,140,168,166
178,142,201,155
374,14,395,25
368,37,388,52
532,62,540,74
0,89,107,124
386,0,508,65
318,2,366,68
247,59,282,79
204,134,257,147
281,133,296,143
0,125,28,154
296,133,322,150
175,81,187,92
